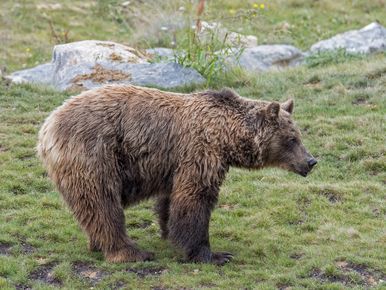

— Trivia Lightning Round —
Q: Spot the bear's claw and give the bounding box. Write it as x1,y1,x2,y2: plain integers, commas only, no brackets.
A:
211,251,234,265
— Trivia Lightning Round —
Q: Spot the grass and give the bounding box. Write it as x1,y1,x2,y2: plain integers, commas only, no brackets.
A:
1,54,385,289
1,0,386,289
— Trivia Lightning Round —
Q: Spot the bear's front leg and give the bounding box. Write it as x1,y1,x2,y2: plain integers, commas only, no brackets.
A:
155,195,170,239
167,181,233,265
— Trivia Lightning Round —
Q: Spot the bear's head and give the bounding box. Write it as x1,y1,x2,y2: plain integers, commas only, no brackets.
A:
262,99,317,177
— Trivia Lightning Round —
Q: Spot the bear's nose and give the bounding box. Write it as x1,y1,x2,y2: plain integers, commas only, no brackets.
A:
308,158,317,168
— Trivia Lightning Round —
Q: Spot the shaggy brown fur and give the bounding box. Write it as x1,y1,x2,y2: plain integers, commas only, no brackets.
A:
37,85,316,265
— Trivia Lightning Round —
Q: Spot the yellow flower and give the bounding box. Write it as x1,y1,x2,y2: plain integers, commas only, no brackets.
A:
26,48,30,52
229,8,236,14
260,3,265,9
253,3,259,9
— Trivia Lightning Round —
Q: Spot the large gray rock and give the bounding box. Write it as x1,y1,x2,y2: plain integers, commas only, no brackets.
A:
227,45,304,72
310,22,386,54
71,62,205,90
7,40,205,90
8,63,54,85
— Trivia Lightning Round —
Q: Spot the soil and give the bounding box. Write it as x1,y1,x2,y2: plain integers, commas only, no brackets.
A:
310,261,386,287
29,262,62,286
0,242,12,255
352,97,371,105
317,190,342,203
289,252,304,260
20,239,35,254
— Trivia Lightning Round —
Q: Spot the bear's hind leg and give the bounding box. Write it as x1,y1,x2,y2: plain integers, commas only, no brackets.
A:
65,178,154,263
88,238,101,252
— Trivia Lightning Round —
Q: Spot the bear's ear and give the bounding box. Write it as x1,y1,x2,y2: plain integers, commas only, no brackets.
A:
281,99,294,114
266,102,280,119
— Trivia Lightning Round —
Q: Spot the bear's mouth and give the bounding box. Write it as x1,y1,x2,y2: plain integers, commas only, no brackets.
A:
280,164,314,177
298,170,308,177
293,165,312,177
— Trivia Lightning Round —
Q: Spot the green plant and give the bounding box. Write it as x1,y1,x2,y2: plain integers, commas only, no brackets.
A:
173,27,243,86
172,1,247,86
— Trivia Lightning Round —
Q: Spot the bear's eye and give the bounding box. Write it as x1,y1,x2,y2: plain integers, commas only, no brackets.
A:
283,138,297,149
288,138,297,146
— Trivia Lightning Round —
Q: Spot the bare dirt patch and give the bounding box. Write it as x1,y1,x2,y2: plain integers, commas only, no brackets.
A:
0,144,7,152
352,97,371,105
10,184,27,195
29,262,62,286
366,67,386,80
112,281,127,289
0,242,12,255
314,187,343,203
71,64,131,84
289,252,304,260
126,267,167,278
20,240,35,254
73,261,108,285
336,261,386,287
309,267,350,285
15,284,31,290
310,261,386,287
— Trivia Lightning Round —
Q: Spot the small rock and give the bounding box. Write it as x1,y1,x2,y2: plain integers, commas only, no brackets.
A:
37,257,49,265
310,22,386,54
227,45,304,72
336,261,348,268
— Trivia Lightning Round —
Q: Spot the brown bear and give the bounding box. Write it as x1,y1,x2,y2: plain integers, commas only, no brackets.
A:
37,85,317,265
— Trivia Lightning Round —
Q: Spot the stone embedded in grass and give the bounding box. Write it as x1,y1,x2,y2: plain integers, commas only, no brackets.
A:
6,40,205,91
226,45,305,72
310,22,386,54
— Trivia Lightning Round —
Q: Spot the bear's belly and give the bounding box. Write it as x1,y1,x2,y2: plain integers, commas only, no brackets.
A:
120,167,174,207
